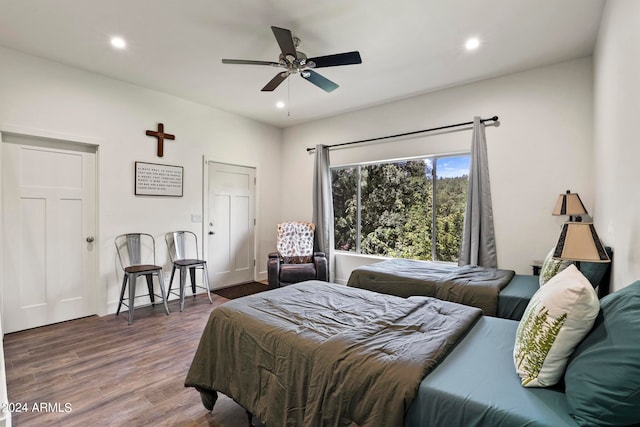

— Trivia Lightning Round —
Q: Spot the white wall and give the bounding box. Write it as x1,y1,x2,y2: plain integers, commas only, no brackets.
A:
282,57,595,282
0,44,609,305
0,46,282,315
593,0,640,292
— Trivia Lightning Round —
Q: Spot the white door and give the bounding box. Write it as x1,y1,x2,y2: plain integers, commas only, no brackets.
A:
207,162,255,288
2,136,96,333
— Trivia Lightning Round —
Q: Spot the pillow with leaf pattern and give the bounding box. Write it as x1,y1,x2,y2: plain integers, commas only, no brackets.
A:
514,265,599,387
539,246,572,286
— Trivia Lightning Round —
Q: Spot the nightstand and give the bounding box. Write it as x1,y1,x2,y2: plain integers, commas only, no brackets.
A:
531,260,543,276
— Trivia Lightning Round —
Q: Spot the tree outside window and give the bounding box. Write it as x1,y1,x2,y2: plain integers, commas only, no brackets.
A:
331,154,469,262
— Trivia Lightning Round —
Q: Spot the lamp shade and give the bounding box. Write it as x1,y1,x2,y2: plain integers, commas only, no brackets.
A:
553,221,610,263
552,190,588,217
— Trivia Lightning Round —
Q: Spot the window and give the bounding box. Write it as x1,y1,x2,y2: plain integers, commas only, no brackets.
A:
331,154,470,262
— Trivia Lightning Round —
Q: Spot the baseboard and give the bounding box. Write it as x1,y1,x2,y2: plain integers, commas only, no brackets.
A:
256,271,267,283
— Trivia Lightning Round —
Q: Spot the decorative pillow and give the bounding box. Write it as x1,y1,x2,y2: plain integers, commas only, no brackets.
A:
514,265,599,387
276,221,315,260
564,280,640,426
538,246,572,286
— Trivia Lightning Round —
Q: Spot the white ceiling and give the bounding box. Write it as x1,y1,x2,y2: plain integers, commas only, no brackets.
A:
0,0,605,128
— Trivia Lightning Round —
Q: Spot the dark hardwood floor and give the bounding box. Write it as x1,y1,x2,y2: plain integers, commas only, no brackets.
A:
4,294,252,426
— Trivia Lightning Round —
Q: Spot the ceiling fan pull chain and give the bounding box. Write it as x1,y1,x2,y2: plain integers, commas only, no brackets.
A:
287,77,291,117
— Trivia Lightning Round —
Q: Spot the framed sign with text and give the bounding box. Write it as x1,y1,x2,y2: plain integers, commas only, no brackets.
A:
134,161,183,197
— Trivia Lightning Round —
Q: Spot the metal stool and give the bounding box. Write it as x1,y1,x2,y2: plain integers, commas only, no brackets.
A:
165,231,213,311
115,233,170,324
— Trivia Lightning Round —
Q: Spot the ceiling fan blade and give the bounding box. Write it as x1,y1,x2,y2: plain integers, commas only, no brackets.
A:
307,51,362,68
301,70,339,93
222,59,280,67
271,26,297,59
261,72,289,91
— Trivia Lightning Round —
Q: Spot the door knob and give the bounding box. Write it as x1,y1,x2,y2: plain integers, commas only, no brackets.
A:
86,236,95,243
208,231,215,235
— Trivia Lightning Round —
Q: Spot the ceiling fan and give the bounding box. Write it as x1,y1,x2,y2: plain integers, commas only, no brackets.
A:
222,26,362,93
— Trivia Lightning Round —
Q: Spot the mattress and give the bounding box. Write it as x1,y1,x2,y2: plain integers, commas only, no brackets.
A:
405,316,578,427
496,274,539,320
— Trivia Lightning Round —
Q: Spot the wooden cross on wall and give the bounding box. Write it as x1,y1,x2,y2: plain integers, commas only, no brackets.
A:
145,123,175,157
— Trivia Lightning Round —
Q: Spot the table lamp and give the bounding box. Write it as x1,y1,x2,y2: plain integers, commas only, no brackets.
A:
552,221,611,268
552,190,588,222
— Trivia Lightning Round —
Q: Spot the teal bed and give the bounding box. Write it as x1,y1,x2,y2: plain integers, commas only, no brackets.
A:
348,250,612,321
186,277,639,427
407,279,640,427
406,316,576,426
496,273,543,320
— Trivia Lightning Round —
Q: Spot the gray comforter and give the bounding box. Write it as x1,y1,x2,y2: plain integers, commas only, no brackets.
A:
348,259,515,316
185,280,481,427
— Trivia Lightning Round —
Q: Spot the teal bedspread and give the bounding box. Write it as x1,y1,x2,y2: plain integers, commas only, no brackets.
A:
496,274,539,320
405,316,578,427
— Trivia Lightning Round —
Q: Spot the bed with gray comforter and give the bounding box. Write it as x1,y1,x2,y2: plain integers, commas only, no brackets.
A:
347,259,515,316
185,280,481,426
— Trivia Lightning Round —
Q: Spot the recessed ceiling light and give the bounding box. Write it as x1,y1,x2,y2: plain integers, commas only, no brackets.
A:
110,36,127,50
276,101,286,109
465,37,480,50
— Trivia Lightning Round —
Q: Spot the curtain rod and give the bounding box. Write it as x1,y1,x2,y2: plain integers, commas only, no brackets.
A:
306,115,499,152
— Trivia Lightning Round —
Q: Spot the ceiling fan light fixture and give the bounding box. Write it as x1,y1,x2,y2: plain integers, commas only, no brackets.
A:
221,25,362,93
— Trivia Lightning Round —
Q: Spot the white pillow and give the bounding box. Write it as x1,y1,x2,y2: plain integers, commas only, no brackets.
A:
538,246,572,286
514,264,599,387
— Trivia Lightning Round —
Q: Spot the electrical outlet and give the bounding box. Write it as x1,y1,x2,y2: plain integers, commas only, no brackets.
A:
191,214,202,223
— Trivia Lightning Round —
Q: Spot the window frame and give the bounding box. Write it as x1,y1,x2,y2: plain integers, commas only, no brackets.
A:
331,152,470,262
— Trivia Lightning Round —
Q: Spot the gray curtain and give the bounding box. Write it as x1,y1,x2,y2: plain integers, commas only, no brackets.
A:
312,144,334,279
458,117,497,268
